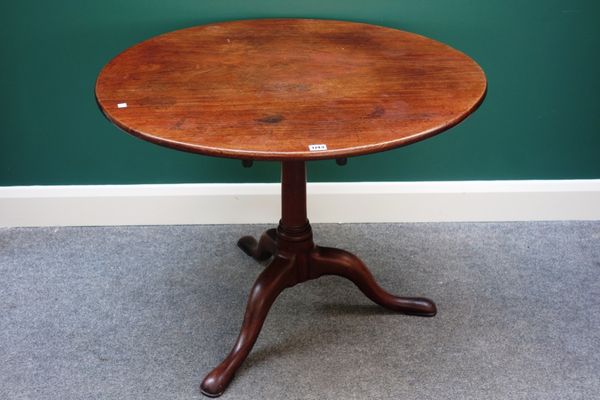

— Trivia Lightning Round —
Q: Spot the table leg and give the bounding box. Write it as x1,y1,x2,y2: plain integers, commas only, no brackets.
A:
309,246,436,316
200,254,296,397
237,228,277,261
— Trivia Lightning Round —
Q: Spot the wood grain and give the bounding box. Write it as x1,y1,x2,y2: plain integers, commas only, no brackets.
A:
95,18,487,160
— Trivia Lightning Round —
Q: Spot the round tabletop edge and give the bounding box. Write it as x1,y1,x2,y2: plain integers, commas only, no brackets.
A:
95,18,488,161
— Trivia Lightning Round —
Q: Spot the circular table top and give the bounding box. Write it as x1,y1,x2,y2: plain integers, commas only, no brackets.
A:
96,19,486,161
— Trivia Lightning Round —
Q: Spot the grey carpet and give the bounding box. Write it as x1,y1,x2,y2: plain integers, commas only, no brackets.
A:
1,222,599,400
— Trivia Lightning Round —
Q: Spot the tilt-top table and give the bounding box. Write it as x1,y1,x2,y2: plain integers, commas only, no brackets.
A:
95,18,486,397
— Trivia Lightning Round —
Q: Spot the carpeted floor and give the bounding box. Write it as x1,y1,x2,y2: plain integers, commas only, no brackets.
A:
1,222,599,399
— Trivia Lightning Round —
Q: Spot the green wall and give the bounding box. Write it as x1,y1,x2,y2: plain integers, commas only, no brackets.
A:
1,0,599,185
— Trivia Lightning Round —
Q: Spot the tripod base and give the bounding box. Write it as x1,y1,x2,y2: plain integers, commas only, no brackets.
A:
200,224,436,397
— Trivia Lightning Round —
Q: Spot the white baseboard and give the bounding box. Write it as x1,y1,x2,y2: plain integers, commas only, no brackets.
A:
1,180,599,227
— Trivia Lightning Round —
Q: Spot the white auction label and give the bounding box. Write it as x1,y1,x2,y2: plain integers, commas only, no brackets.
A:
117,103,128,109
308,144,327,151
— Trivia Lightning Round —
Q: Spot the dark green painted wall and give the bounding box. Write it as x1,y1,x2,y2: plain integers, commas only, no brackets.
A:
1,0,599,185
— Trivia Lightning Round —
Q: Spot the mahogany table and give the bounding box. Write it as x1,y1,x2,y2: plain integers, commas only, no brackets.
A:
96,18,486,397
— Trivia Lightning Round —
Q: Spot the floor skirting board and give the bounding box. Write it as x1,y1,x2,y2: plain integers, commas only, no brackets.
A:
1,180,599,227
